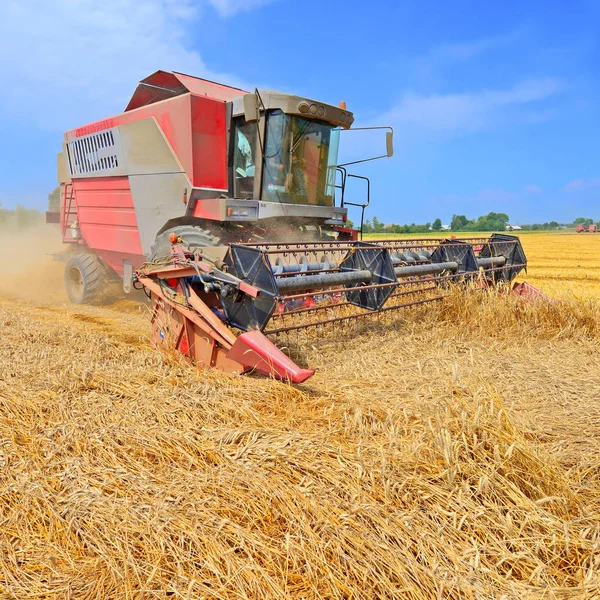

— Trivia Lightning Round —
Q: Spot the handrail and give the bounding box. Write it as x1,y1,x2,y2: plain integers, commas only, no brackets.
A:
342,174,370,240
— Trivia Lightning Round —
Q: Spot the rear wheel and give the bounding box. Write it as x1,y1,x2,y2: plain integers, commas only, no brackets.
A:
64,253,106,304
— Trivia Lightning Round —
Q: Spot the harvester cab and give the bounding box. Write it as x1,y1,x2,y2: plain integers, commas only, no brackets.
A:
229,88,353,219
53,70,528,383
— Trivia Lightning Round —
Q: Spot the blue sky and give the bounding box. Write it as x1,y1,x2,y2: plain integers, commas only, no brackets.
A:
0,0,598,225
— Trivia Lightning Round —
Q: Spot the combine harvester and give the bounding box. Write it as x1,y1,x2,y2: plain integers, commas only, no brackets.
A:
50,70,527,383
576,224,598,233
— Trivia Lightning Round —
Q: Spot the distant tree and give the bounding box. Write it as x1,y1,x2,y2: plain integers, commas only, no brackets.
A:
474,212,510,232
463,220,480,232
15,205,26,228
522,221,562,230
490,212,509,224
48,186,60,211
0,204,44,230
363,219,373,233
450,214,470,230
573,217,594,226
371,215,384,233
432,218,442,231
15,205,44,229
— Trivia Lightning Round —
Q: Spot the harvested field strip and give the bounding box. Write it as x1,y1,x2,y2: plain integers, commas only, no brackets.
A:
2,290,600,598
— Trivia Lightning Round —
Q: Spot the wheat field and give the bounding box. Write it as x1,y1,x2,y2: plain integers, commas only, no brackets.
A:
0,230,599,599
519,233,600,299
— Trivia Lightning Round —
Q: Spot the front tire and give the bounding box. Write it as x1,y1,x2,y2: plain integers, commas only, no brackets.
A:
149,225,220,261
64,253,106,304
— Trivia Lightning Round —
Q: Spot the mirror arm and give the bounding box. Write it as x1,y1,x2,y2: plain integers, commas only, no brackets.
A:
338,154,388,167
336,126,394,167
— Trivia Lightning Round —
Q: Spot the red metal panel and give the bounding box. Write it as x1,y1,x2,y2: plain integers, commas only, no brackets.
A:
191,95,228,190
125,70,246,111
174,72,246,101
228,330,315,383
74,118,115,139
65,90,235,189
72,177,144,268
95,249,145,276
140,276,315,382
125,72,185,111
145,71,182,89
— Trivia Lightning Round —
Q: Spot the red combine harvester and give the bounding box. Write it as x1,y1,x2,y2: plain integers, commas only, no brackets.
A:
51,70,527,383
576,224,598,233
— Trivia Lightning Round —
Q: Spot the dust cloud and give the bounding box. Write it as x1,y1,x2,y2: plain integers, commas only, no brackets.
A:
0,223,68,304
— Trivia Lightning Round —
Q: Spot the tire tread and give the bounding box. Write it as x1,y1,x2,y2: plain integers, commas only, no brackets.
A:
65,253,106,304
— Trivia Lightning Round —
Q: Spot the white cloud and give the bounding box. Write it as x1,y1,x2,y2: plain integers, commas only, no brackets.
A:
563,178,600,192
208,0,276,17
343,78,564,165
376,78,565,140
0,0,259,131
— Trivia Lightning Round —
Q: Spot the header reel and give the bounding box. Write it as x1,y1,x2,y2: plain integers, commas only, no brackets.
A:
136,234,526,383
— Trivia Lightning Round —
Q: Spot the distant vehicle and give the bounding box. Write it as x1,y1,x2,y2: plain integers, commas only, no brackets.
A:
576,224,598,233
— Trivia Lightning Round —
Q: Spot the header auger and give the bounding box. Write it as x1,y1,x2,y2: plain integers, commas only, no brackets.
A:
51,69,527,382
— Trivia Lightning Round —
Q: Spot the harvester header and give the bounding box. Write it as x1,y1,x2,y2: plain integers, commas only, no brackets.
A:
51,69,528,383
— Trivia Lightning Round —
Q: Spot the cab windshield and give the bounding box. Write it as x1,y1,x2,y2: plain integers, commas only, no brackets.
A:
262,110,340,206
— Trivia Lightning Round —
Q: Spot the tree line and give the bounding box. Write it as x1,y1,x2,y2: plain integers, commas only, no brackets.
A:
0,204,45,230
361,212,512,233
361,212,597,233
0,188,58,230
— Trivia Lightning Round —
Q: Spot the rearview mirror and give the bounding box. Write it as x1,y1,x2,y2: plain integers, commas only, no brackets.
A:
243,93,258,123
386,130,394,158
337,126,395,167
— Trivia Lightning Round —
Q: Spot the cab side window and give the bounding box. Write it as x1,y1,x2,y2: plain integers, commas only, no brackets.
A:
233,118,257,198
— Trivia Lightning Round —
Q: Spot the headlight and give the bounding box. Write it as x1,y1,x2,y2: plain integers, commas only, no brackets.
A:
227,207,251,217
